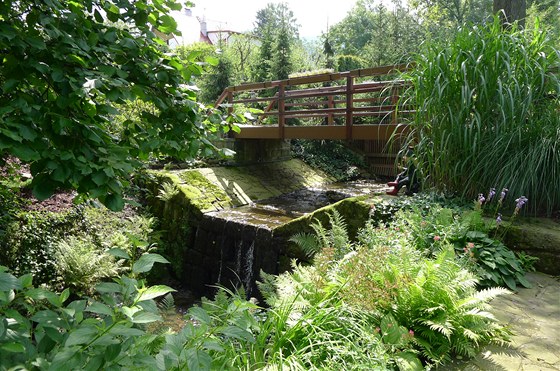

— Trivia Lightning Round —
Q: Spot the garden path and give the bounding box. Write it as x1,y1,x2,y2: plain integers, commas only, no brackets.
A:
448,272,560,370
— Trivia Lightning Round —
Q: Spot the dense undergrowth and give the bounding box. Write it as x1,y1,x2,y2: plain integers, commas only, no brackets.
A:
291,139,367,181
0,187,536,370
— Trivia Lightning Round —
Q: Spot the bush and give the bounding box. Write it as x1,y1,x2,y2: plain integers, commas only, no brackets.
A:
402,16,560,214
287,210,511,367
0,205,159,290
292,139,367,181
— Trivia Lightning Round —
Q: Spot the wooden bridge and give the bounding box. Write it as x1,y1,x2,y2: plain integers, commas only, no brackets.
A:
215,64,413,142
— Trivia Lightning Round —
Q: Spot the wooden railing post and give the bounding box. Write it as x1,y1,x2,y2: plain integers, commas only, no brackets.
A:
345,75,353,140
391,85,399,125
327,95,334,125
278,83,286,139
227,91,233,116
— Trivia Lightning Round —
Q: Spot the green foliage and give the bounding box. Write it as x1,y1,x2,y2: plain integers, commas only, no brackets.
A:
0,0,229,209
292,139,366,181
0,205,159,289
0,253,173,370
54,236,121,295
285,207,512,367
457,231,533,290
0,207,87,284
402,17,560,214
329,0,423,68
390,200,534,291
252,2,299,81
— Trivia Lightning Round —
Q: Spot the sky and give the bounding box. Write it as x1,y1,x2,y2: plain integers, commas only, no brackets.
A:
172,0,359,44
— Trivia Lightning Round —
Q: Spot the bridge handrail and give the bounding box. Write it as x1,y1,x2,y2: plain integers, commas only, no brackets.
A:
214,63,414,141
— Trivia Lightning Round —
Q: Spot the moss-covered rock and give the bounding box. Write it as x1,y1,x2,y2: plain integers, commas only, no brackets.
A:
142,159,336,285
273,196,384,271
504,218,560,275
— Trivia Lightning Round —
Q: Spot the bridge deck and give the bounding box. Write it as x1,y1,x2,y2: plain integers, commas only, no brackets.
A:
232,123,408,141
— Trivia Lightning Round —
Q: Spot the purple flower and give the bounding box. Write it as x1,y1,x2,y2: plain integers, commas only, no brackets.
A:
496,213,502,226
498,188,509,206
514,196,528,215
477,193,486,206
487,188,496,203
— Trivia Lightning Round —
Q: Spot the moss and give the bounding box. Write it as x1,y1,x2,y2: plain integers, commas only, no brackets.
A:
176,170,232,212
504,218,560,275
274,196,374,262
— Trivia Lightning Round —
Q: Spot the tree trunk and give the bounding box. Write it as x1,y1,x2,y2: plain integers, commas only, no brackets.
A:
493,0,527,28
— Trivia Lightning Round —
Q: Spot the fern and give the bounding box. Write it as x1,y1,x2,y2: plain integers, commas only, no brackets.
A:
158,292,176,313
157,181,179,202
289,233,321,258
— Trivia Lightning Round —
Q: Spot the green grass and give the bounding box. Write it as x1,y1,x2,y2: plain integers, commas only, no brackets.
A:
400,16,560,215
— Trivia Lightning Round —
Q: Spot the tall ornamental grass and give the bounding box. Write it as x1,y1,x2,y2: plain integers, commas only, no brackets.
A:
401,17,560,214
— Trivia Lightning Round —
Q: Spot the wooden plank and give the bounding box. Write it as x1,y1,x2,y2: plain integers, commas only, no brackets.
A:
278,84,286,139
285,126,346,139
232,124,409,140
233,126,281,139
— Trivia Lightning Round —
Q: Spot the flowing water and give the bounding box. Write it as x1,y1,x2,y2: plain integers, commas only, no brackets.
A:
194,180,387,297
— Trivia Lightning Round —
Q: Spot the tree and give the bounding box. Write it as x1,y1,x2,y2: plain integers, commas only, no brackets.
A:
224,34,259,84
493,0,527,27
409,0,492,38
0,0,227,209
330,0,423,68
252,2,299,81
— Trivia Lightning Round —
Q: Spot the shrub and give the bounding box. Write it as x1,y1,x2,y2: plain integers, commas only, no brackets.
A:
292,139,366,181
402,16,560,214
53,237,121,295
0,253,174,370
288,211,511,367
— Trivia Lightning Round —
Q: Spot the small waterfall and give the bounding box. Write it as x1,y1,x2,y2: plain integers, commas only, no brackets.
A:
187,182,385,299
243,241,255,298
193,213,274,299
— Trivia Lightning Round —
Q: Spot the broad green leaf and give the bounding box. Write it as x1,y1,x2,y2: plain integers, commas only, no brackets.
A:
104,193,125,211
132,253,170,274
0,272,22,291
205,56,219,66
17,273,33,288
185,348,212,371
188,306,211,325
516,273,532,288
32,181,55,201
108,325,145,337
394,351,423,371
95,282,122,294
65,326,98,347
107,248,130,260
1,342,26,353
502,275,517,291
132,311,162,324
136,285,176,302
105,343,122,362
221,326,254,342
86,302,113,316
26,288,61,307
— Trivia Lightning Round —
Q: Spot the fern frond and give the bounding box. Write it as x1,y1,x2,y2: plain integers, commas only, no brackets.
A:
157,181,179,201
473,287,511,302
158,293,175,312
289,232,321,258
257,270,279,306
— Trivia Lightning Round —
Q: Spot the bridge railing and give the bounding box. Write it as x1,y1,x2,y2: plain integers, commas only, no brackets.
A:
215,64,414,141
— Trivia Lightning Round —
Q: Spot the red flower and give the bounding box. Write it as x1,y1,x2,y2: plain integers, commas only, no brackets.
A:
434,235,441,241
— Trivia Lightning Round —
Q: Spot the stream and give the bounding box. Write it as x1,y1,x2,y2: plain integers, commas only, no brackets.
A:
193,180,387,298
